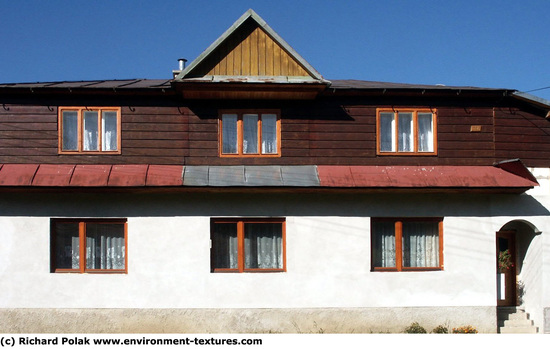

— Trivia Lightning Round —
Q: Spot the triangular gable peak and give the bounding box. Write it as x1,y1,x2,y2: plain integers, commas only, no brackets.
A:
175,9,326,83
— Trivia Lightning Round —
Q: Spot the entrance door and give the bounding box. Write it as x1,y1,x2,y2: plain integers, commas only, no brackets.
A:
496,231,516,306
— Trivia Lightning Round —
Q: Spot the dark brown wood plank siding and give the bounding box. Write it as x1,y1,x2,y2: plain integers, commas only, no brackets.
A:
494,107,550,167
0,104,189,165
1,100,549,167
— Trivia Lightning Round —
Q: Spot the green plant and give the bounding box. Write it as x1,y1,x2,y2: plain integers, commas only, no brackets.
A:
498,249,514,273
404,322,427,333
452,325,478,334
432,325,449,333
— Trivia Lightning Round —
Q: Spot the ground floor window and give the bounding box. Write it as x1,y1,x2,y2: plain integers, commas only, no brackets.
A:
371,217,443,271
211,218,285,272
51,219,127,273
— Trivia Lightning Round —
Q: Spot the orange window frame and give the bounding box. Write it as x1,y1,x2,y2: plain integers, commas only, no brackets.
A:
210,218,286,273
51,219,128,274
376,108,437,155
58,107,121,154
371,217,444,272
218,110,281,157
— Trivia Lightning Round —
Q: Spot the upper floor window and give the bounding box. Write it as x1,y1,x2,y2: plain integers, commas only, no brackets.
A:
371,217,443,272
51,218,127,273
377,109,437,155
219,110,280,157
211,218,286,272
59,107,121,154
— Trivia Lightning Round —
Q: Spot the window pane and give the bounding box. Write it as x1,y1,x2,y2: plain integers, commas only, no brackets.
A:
417,113,434,152
244,223,283,269
222,114,238,154
85,223,125,270
261,114,278,154
54,223,80,269
212,223,238,269
398,112,413,152
402,221,439,267
243,114,258,154
62,111,79,151
83,111,99,151
102,111,118,151
372,221,396,268
379,112,395,152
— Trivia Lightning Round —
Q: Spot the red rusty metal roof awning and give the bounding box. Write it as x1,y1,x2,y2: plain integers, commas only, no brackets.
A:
316,162,538,192
0,161,538,193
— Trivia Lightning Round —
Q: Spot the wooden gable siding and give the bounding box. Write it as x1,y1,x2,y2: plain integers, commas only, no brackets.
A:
0,104,188,165
494,107,550,167
192,21,310,77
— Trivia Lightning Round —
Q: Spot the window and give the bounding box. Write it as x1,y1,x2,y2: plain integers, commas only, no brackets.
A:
219,110,280,157
377,109,437,155
371,218,443,271
59,107,121,154
211,218,285,272
51,219,127,273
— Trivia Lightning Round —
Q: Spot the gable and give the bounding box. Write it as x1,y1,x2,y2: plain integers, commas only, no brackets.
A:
175,9,325,82
190,20,310,78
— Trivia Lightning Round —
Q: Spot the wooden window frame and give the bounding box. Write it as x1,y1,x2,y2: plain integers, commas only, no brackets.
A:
50,218,128,274
371,217,444,272
376,108,438,156
210,218,286,273
58,107,122,154
218,110,281,157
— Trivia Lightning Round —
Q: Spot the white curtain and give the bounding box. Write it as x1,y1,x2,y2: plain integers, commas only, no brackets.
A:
398,112,413,152
244,223,282,269
85,224,125,270
243,114,258,154
102,111,118,151
379,113,395,152
417,113,434,152
373,221,396,267
402,222,439,267
83,111,98,151
62,111,79,151
261,114,277,154
54,223,80,269
222,114,238,154
212,223,238,269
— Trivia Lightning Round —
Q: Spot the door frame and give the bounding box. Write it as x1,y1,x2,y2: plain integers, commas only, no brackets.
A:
496,230,517,306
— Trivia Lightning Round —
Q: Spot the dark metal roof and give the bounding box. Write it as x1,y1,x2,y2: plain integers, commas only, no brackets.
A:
327,79,509,92
0,78,504,92
0,79,172,90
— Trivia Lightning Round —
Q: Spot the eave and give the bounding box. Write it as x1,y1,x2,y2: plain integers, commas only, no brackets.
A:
172,80,328,100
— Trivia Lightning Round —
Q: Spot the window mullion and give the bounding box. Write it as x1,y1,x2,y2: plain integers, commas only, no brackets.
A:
79,222,86,273
97,109,102,152
395,220,403,271
237,115,243,155
393,112,399,153
258,115,263,154
237,221,245,272
413,111,418,153
78,110,83,152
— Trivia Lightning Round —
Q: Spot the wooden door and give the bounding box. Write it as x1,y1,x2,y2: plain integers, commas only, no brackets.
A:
496,231,516,306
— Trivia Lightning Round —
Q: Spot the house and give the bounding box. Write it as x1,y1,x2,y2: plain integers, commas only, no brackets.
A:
1,9,549,333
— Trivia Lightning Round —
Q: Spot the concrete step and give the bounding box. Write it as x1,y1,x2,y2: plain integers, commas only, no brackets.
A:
497,307,538,334
500,326,538,334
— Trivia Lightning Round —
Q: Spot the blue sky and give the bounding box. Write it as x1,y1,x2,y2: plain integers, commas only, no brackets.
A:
2,0,550,100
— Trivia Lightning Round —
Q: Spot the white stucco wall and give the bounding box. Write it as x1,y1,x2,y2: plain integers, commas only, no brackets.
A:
0,189,548,314
0,185,549,332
